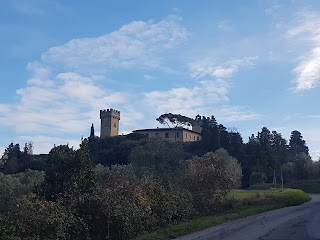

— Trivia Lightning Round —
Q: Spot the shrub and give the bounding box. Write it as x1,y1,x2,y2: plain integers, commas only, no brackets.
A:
183,149,242,214
0,194,86,240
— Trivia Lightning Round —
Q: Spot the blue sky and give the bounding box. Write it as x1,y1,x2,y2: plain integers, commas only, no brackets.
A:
1,0,320,159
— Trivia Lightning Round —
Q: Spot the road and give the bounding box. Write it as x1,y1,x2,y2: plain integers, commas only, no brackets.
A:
176,194,320,240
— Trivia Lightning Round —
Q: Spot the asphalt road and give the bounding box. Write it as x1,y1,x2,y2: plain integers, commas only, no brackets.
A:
176,194,320,240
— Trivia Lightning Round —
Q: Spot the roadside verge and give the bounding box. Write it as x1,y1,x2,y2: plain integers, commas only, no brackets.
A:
135,189,310,240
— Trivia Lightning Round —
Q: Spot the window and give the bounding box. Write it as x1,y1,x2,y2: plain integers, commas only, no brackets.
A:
114,123,117,128
155,133,159,137
165,132,169,138
176,132,179,138
145,133,149,137
197,136,200,140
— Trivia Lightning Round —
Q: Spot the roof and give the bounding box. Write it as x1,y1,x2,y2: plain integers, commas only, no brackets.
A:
133,127,201,135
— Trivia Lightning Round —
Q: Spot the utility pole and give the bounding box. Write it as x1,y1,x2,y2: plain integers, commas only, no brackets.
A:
281,170,284,189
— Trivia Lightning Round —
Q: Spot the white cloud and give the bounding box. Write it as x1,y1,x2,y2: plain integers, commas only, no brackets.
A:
145,79,229,116
214,106,261,123
287,11,320,91
217,20,233,32
0,65,131,153
189,57,257,79
292,47,320,91
143,74,155,80
42,15,188,71
303,114,320,119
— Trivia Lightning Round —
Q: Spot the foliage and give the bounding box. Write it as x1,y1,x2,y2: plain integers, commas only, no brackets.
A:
183,149,242,213
0,170,44,214
0,111,317,240
0,194,87,240
73,164,194,239
289,130,309,156
249,171,267,186
130,140,188,183
156,113,195,128
42,143,96,201
136,189,310,240
88,135,147,166
0,142,41,174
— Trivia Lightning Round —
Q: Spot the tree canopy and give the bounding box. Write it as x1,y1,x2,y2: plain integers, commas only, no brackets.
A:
156,113,195,128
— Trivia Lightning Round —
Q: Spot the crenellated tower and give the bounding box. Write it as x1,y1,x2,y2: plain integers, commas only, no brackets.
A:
100,108,120,138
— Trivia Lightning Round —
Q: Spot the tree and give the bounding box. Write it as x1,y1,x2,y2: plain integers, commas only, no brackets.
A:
199,116,220,152
218,124,231,150
42,142,96,201
156,113,195,128
249,171,267,186
130,140,187,183
1,143,21,174
270,131,289,168
182,149,242,213
289,130,309,156
292,153,314,180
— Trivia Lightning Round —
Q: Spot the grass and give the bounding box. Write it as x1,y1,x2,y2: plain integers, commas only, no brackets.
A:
135,189,310,240
248,181,320,193
285,182,320,193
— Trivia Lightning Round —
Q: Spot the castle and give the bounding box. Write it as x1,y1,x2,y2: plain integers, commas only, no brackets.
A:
99,108,120,138
93,108,201,142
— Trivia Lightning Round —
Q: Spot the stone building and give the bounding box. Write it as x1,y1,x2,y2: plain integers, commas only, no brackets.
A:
98,108,202,142
133,128,201,142
100,108,120,138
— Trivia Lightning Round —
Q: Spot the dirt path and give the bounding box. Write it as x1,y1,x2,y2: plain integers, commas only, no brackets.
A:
176,194,320,240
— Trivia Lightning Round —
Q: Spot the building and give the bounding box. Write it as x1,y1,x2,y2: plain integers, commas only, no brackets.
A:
100,108,120,138
133,128,201,142
98,108,202,142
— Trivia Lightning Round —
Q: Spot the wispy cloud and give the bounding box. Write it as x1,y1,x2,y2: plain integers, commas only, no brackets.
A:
287,10,320,91
143,74,155,80
217,20,234,32
42,15,188,72
214,106,261,123
145,79,229,116
189,57,257,79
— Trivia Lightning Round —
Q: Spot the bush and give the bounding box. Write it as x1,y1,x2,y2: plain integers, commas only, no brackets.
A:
81,165,194,239
0,194,86,240
130,140,187,183
183,149,242,214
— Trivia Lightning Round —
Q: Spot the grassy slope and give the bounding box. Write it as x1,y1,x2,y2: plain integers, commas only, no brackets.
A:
135,189,310,240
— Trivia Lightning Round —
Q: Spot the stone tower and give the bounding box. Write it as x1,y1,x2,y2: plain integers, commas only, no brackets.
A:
100,108,120,138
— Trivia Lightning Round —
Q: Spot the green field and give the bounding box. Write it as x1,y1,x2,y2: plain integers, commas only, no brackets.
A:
248,181,320,193
135,189,310,240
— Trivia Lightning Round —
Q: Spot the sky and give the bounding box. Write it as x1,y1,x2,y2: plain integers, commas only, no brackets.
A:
1,0,320,160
